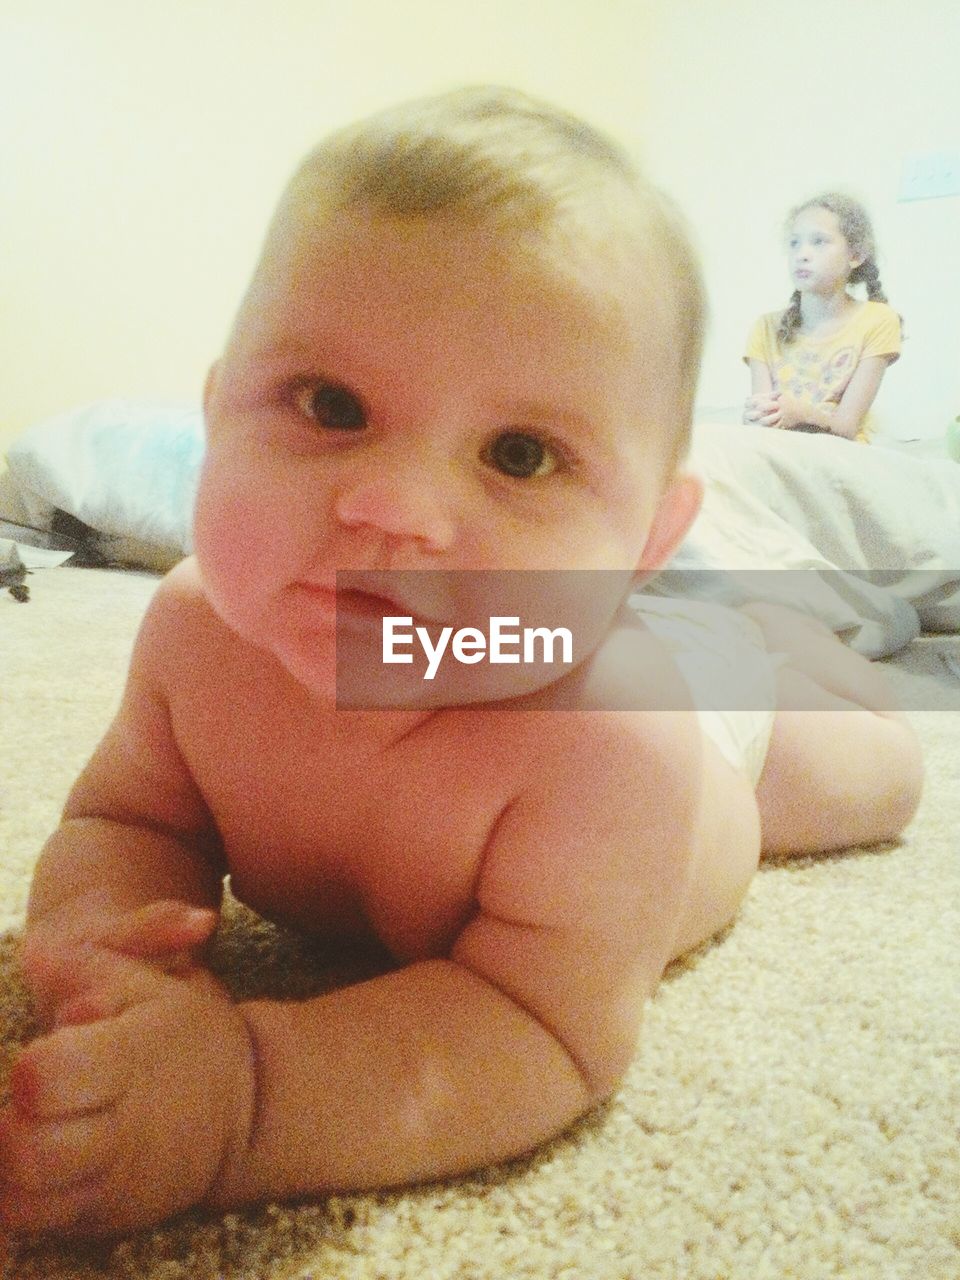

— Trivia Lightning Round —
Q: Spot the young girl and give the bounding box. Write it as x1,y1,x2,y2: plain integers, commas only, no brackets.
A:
743,193,901,443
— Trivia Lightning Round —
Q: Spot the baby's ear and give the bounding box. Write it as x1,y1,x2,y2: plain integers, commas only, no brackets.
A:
634,470,703,581
202,360,221,417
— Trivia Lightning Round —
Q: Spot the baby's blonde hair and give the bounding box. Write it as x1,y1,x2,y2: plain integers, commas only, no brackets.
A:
258,86,706,466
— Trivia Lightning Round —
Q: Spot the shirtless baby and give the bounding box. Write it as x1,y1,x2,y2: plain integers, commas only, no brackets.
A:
0,88,922,1237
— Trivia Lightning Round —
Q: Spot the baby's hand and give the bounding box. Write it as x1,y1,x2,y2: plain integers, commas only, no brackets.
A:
0,946,253,1237
21,894,219,1028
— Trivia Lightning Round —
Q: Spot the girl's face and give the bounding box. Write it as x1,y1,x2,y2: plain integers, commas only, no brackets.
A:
193,209,699,699
787,206,861,297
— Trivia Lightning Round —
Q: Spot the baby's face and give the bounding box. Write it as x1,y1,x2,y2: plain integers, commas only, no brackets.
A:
195,207,690,697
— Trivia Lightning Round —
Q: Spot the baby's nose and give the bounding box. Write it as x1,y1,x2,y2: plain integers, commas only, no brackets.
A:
334,467,456,553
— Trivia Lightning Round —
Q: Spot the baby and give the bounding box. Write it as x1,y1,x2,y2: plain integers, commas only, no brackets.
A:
0,88,922,1237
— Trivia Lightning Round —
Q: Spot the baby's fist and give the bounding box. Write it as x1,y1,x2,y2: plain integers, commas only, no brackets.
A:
0,947,254,1237
21,896,218,1027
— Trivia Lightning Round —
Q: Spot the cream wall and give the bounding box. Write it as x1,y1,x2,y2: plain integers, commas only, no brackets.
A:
0,0,649,453
2,0,958,457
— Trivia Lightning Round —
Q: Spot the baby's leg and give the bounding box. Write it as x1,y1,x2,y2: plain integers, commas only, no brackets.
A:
741,604,923,857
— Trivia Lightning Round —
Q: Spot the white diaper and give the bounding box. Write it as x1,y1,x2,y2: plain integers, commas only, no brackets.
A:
629,595,780,786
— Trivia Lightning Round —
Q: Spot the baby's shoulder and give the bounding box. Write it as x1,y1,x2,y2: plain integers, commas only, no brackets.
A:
155,554,208,606
140,557,217,637
499,613,702,773
132,556,238,677
563,608,692,714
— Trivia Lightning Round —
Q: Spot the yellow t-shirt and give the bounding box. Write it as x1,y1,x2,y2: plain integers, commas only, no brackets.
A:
743,299,901,442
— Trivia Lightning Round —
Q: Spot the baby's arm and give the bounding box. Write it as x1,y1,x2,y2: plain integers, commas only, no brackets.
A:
22,577,225,1024
213,713,700,1205
2,713,704,1235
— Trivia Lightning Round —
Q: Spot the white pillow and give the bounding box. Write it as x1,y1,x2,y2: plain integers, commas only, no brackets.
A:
5,400,204,554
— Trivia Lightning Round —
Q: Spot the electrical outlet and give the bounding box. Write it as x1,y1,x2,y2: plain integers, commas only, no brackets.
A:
898,150,960,201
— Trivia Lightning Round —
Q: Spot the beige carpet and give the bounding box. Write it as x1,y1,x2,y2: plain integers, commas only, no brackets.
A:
2,565,959,1280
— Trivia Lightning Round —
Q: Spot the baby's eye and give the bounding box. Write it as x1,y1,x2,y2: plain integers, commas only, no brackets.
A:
484,430,558,480
299,382,367,431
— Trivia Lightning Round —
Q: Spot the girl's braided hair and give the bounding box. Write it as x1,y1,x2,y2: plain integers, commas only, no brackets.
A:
777,192,901,344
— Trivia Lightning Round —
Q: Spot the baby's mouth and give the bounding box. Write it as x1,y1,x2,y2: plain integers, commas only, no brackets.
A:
334,572,452,627
293,578,443,630
336,587,424,621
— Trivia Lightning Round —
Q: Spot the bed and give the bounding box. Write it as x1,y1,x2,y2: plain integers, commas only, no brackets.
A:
2,406,960,1279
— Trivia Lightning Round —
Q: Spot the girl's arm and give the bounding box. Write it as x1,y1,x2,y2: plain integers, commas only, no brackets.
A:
775,356,891,439
743,359,778,424
749,359,774,395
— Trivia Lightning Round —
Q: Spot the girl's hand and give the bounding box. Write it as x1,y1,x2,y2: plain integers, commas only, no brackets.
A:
770,391,806,430
20,895,219,1028
745,391,811,430
742,391,783,427
743,393,782,427
0,946,253,1237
